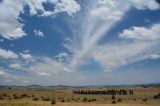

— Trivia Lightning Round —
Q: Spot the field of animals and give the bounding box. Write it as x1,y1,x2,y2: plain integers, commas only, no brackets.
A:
0,86,160,106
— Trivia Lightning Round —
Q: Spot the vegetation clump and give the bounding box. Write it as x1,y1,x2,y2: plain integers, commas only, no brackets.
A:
32,97,39,101
112,100,117,104
42,97,50,101
118,98,122,102
21,94,28,98
61,99,65,102
51,100,56,105
142,98,147,102
153,93,160,99
82,98,88,102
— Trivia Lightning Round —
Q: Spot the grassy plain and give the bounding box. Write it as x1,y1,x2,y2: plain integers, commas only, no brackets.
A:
0,86,160,106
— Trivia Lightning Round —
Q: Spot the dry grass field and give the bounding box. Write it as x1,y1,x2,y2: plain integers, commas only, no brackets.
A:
0,86,160,106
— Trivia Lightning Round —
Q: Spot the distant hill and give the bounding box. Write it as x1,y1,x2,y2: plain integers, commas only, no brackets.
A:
0,83,160,89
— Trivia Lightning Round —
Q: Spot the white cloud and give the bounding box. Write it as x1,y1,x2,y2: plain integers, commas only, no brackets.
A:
0,48,18,59
150,54,160,60
63,0,160,72
20,53,32,60
0,0,26,40
119,24,160,40
90,23,160,71
31,57,63,75
34,29,44,37
92,41,159,72
128,0,160,10
42,0,81,16
55,52,68,63
9,64,21,70
0,70,7,76
37,72,51,76
0,0,80,40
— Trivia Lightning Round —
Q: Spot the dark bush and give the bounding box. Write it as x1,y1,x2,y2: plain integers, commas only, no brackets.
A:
61,99,65,102
88,99,91,102
2,93,7,97
42,97,50,101
83,98,88,102
118,98,122,102
91,98,96,101
32,97,39,101
112,100,117,104
153,95,158,99
142,98,147,102
0,97,4,100
21,94,28,98
51,100,56,105
14,96,20,99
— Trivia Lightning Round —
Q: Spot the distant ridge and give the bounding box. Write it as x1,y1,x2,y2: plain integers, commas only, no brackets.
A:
0,83,160,89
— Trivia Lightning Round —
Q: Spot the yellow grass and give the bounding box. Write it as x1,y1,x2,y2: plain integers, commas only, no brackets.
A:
0,87,160,106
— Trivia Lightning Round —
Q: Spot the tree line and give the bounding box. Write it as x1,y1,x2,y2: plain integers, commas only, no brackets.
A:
73,89,134,95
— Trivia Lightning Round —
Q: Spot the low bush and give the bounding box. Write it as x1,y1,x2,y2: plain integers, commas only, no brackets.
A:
51,100,56,105
112,100,117,104
83,98,87,102
21,94,28,98
61,99,65,102
153,95,158,99
42,97,50,101
118,98,122,102
32,97,39,101
0,97,4,100
142,98,147,102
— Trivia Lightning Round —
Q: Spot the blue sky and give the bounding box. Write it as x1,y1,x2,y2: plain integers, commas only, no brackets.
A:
0,0,160,86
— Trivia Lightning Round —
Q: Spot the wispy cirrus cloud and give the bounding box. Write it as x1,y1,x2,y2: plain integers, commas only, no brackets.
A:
63,0,160,72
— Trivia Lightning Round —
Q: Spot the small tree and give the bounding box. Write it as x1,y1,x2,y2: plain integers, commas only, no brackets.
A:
51,100,56,105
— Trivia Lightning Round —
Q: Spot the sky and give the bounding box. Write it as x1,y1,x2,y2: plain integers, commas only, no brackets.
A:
0,0,160,86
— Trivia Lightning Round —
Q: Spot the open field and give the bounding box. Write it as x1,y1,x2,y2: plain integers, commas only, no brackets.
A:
0,86,160,106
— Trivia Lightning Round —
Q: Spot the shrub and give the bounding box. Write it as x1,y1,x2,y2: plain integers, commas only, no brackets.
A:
142,98,147,102
61,99,65,102
83,98,88,102
88,99,91,102
0,97,4,100
3,93,7,97
118,98,122,102
32,97,39,101
51,100,56,105
112,100,117,104
42,97,50,101
14,96,20,99
91,98,96,101
153,95,158,99
21,94,28,98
